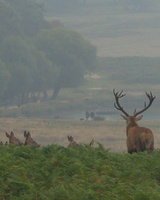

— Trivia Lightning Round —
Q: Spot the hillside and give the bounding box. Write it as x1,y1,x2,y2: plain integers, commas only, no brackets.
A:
45,0,160,57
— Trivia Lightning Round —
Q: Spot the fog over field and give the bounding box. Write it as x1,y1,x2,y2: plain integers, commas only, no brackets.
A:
45,1,160,57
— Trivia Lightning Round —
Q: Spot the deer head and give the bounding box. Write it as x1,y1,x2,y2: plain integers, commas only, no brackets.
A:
24,131,40,147
6,132,24,145
67,136,79,148
67,136,94,148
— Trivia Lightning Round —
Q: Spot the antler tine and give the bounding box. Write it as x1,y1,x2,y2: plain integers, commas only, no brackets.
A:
113,89,126,98
113,89,129,116
134,108,137,114
146,91,155,101
114,103,123,111
134,91,155,117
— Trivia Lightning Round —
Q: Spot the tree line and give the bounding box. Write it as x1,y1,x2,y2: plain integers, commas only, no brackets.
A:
0,0,97,106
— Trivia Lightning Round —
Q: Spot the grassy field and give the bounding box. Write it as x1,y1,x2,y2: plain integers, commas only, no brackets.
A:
1,118,160,153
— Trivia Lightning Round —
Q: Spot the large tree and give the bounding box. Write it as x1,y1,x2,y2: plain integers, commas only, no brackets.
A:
35,28,97,99
0,0,97,104
0,1,20,41
0,36,54,104
0,0,49,39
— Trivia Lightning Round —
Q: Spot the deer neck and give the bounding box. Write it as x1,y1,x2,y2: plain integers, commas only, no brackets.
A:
126,120,139,135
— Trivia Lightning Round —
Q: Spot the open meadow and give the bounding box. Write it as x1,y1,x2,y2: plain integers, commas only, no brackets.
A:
1,118,160,152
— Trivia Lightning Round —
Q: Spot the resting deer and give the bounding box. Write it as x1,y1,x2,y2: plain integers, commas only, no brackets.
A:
24,131,40,147
113,89,155,154
67,136,79,147
67,136,94,148
6,132,24,145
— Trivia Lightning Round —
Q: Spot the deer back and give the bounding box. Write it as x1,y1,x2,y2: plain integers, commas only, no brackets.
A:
127,124,154,154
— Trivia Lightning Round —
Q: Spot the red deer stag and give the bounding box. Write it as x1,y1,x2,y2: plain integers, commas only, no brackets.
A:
67,136,94,148
6,132,24,145
24,131,40,147
113,89,155,154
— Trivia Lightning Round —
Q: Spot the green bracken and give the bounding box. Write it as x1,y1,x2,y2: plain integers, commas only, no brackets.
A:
0,144,160,199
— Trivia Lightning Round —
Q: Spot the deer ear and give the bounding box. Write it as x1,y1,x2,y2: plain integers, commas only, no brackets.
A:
24,131,26,137
67,136,70,142
136,115,143,121
5,132,10,138
121,114,128,120
10,132,14,136
28,132,31,137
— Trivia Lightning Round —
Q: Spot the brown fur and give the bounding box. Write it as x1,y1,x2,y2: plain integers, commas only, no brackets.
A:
122,116,154,154
24,131,40,148
6,132,23,145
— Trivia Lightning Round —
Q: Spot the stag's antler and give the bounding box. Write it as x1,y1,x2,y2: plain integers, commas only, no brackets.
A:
134,91,155,117
113,89,129,116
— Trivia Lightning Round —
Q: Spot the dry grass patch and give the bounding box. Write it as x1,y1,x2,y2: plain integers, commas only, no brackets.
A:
0,118,160,152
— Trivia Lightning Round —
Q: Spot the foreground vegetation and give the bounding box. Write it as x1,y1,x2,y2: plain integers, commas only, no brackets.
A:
1,144,160,199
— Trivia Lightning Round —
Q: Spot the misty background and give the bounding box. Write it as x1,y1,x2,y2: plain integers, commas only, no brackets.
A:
0,0,160,119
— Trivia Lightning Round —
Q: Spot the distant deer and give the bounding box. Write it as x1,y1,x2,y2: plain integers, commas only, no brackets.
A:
113,89,155,154
6,132,24,145
67,136,79,147
24,131,40,147
0,141,3,146
67,136,94,148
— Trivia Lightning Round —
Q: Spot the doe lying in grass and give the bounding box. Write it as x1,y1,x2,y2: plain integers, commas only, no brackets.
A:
6,131,24,146
67,135,94,148
24,131,40,147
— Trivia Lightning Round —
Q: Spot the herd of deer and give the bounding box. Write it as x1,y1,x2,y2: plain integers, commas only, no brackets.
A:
0,89,156,154
0,131,94,148
0,131,40,147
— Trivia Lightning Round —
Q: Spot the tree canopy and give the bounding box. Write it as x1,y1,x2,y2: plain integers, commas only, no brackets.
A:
35,28,97,99
0,0,97,105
